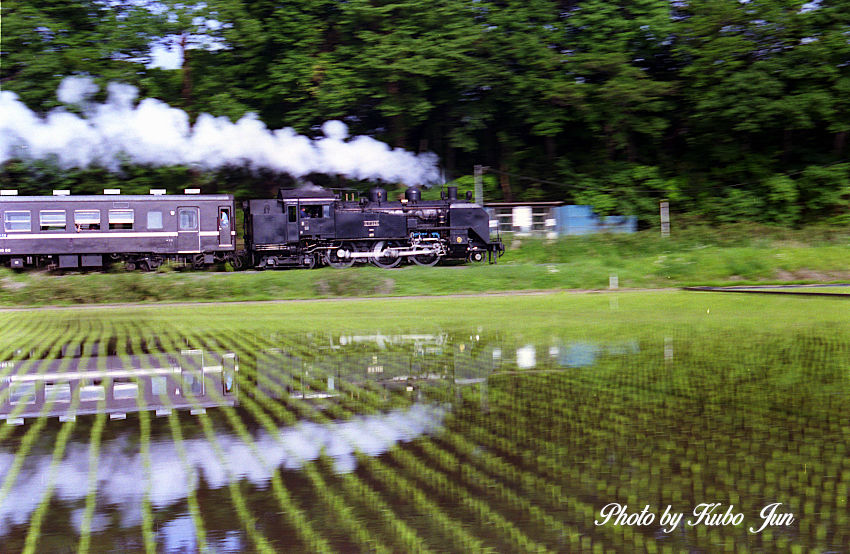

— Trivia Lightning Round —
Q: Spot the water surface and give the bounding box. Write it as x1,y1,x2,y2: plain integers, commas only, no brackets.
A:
0,294,846,551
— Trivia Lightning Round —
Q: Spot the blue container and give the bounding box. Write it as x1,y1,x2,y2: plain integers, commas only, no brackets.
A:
554,205,636,236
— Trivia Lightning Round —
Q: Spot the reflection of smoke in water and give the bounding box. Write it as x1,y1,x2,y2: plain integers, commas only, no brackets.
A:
0,76,440,186
0,403,446,537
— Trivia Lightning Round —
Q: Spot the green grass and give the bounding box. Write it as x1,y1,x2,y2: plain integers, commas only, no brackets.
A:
3,290,842,338
0,223,849,306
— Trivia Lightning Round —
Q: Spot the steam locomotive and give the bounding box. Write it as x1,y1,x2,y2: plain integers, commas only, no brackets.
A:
0,185,503,270
243,185,504,269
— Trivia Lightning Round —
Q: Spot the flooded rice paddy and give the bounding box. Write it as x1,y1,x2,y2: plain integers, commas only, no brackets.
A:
0,292,847,552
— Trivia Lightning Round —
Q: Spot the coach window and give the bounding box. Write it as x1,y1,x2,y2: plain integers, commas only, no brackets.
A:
3,211,31,232
147,211,163,230
40,210,67,231
178,208,198,231
108,209,134,230
323,204,331,218
74,210,101,231
288,205,297,222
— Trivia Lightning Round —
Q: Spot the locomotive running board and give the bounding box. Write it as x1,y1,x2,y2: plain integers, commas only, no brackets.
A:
340,248,440,259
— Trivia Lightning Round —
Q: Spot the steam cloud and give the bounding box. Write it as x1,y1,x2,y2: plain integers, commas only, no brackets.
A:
0,76,440,186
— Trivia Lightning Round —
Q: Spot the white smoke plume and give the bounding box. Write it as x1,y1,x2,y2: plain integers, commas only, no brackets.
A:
0,76,440,186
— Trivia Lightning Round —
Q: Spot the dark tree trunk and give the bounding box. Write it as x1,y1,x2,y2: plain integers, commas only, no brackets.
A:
627,134,637,163
387,81,405,148
782,129,792,162
499,160,513,202
180,34,192,112
835,131,847,156
545,136,556,160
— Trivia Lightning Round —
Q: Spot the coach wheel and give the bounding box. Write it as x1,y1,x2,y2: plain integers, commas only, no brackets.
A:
138,260,151,272
468,250,486,263
412,252,440,267
325,244,356,268
371,241,402,269
125,261,136,271
302,255,317,269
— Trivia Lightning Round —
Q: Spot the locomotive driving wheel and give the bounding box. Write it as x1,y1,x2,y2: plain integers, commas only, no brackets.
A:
371,241,402,269
325,243,356,268
411,251,440,266
302,254,317,269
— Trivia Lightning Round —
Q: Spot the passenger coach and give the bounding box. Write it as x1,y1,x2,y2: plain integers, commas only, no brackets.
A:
0,189,236,270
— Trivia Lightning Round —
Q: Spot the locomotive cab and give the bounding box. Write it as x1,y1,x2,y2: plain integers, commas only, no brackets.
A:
243,187,338,268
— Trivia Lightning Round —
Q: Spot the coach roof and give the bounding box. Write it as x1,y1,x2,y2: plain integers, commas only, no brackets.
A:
0,194,233,203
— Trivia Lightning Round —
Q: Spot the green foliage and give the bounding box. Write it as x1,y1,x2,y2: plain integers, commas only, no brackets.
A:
3,0,850,223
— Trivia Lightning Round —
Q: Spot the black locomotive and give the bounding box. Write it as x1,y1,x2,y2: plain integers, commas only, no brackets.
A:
243,185,504,269
0,185,503,270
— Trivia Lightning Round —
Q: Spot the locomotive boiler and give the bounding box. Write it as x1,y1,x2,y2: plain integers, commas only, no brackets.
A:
243,185,504,269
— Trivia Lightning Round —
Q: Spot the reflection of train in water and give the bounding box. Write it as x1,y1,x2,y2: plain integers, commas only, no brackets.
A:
0,350,238,424
0,185,503,270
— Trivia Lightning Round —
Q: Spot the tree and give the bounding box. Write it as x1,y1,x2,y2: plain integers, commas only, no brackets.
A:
1,0,167,109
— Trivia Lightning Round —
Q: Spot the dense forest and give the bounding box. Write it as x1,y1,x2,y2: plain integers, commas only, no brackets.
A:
2,0,850,224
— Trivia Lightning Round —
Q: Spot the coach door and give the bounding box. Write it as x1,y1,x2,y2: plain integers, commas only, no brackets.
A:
177,207,200,252
219,207,232,247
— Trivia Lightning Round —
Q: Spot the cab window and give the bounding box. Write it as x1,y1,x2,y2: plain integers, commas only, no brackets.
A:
302,205,323,218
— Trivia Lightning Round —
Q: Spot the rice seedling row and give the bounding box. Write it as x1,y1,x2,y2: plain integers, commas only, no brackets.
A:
21,383,83,554
174,331,401,553
152,325,279,553
183,327,438,553
76,406,107,554
197,328,499,551
165,407,210,552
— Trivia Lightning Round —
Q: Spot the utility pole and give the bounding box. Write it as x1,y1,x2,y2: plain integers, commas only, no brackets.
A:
660,200,670,238
474,165,485,206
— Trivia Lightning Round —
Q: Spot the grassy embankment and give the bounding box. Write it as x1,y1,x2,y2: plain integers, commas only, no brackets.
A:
0,223,849,306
